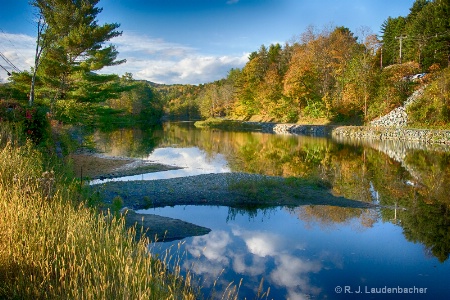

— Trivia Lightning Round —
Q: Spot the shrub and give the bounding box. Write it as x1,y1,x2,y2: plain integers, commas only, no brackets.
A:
0,100,50,145
407,69,450,128
23,106,51,144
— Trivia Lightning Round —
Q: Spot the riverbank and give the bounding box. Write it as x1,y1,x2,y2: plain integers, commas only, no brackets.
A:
0,131,199,299
95,173,374,209
332,126,450,145
195,118,450,144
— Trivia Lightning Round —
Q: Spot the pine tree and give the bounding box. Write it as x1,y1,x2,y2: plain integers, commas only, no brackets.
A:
30,0,124,108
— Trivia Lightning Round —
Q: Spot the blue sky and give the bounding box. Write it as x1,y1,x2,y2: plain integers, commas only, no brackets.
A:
0,0,414,84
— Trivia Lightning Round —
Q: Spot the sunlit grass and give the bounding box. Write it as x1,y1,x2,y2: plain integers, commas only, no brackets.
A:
0,135,200,299
194,118,262,131
227,174,331,204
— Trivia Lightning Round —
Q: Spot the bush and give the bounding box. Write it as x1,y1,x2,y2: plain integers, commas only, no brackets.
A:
23,106,51,144
370,62,420,120
407,69,450,128
0,100,51,145
0,99,24,122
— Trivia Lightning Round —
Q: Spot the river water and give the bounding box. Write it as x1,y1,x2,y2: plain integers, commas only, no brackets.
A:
91,122,450,299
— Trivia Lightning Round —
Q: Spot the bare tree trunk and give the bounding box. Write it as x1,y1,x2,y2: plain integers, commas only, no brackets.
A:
29,15,46,107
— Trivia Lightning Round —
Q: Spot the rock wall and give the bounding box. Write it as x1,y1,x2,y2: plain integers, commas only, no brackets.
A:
369,87,424,127
333,85,450,145
332,126,450,145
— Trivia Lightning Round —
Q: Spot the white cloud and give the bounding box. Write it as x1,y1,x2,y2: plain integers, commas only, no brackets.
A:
146,147,230,172
0,32,35,82
187,230,231,264
184,230,233,285
101,31,248,84
231,253,266,276
0,31,248,85
112,33,195,59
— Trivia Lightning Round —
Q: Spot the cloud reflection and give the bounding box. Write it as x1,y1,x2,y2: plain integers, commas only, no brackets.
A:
147,147,229,172
183,226,323,299
270,254,322,298
232,228,284,257
91,147,230,183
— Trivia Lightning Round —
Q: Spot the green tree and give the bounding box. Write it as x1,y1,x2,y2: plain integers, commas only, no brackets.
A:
381,16,407,65
30,0,124,109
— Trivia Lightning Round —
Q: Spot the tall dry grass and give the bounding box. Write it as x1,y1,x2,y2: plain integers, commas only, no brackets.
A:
0,131,199,299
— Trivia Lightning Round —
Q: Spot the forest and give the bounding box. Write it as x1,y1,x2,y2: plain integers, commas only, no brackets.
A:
1,0,450,139
162,0,450,128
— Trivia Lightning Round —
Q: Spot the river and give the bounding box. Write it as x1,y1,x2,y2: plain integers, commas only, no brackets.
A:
90,122,450,299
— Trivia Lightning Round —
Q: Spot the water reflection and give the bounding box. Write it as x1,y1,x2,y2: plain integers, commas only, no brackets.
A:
91,123,450,262
91,146,230,183
146,146,230,174
89,123,450,297
142,205,450,299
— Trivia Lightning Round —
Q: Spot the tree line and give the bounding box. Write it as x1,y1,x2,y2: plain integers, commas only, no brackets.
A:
2,0,450,135
162,0,450,127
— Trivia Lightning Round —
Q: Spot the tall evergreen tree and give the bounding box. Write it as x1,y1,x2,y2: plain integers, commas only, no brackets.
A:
381,17,407,65
30,0,124,107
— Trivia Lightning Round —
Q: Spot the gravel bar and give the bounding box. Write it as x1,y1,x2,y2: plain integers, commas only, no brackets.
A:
94,172,375,210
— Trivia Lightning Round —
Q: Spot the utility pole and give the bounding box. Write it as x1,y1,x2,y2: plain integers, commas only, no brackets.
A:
395,35,407,64
380,44,383,69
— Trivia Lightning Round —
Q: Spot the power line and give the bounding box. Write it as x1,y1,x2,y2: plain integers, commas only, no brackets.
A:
0,50,21,72
0,64,11,76
0,28,28,63
381,30,450,42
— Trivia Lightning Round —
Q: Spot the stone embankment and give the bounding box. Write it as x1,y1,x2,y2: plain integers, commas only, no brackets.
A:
369,87,424,127
333,85,450,145
242,85,450,144
332,127,450,144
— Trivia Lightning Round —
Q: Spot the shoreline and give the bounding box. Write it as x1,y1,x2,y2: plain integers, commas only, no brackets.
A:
93,172,376,241
198,119,450,144
69,151,181,180
331,126,450,145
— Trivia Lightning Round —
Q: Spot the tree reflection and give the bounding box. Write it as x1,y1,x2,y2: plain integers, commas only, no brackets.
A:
90,126,161,158
294,206,378,229
402,201,450,262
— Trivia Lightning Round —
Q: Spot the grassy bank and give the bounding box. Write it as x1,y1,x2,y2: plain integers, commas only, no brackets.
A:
0,124,199,299
194,118,262,131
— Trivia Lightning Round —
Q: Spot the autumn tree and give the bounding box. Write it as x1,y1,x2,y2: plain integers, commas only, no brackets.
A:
335,33,380,120
283,42,319,117
284,26,360,119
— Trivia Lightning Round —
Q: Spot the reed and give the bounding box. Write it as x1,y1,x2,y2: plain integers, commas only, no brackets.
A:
0,133,199,299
